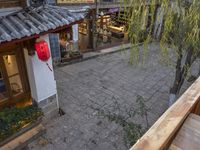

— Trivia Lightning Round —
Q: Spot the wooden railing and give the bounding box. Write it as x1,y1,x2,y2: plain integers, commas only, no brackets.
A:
130,77,200,150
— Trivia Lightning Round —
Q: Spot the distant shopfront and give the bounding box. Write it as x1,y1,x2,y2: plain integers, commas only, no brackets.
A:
56,0,129,52
56,0,130,52
95,8,129,49
48,6,92,64
77,8,129,50
49,22,88,64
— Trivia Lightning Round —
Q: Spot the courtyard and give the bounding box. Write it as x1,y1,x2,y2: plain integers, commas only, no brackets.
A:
29,43,193,150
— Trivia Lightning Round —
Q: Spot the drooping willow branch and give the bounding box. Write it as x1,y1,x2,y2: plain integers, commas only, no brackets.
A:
122,0,200,65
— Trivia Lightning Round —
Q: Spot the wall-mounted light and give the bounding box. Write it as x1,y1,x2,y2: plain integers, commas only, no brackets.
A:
4,55,11,65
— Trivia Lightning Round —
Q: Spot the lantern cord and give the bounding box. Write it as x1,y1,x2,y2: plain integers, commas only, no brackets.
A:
46,63,53,72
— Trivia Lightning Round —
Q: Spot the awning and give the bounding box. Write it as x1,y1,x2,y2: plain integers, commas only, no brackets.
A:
0,5,88,44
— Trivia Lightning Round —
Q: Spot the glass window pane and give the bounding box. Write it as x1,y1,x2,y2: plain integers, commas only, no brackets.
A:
3,55,23,96
0,68,8,102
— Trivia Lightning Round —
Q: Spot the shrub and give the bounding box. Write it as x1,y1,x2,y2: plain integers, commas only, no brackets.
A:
0,105,43,142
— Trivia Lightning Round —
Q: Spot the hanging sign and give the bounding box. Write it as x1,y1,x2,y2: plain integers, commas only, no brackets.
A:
57,0,94,3
108,8,119,13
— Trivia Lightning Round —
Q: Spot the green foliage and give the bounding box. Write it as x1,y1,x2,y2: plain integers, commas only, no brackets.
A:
92,95,150,147
123,0,200,64
123,122,143,146
0,106,43,142
122,0,200,97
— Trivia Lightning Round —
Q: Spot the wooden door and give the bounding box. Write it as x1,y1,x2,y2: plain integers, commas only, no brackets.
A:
0,48,30,107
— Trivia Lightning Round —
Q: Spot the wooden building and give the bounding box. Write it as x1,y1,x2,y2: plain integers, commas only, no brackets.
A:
56,0,130,51
0,1,85,118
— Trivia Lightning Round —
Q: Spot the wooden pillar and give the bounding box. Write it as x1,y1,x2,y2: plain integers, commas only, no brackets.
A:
88,9,97,50
88,10,93,49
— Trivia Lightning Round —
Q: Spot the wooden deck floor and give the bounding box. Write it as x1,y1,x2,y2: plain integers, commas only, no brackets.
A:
170,113,200,150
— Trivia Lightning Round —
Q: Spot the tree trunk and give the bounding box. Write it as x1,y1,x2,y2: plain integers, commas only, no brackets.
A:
168,46,182,106
169,48,193,106
198,63,200,75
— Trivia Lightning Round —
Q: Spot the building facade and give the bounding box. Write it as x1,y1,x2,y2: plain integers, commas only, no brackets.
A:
0,0,86,119
55,0,130,51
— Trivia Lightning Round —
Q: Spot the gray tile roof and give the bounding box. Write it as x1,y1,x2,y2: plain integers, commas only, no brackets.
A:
0,5,88,43
0,7,22,17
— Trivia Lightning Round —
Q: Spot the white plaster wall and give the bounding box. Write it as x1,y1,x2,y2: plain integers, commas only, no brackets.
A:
24,34,57,103
24,48,37,100
72,24,79,51
72,24,79,42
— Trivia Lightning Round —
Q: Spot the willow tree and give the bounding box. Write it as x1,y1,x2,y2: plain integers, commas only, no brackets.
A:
122,0,200,106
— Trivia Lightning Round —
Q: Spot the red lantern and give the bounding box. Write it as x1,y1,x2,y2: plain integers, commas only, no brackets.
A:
35,41,50,61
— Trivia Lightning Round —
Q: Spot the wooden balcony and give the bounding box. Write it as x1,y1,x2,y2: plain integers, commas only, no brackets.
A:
130,77,200,150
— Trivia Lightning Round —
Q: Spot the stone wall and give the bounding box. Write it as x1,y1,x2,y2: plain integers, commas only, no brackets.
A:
36,94,59,121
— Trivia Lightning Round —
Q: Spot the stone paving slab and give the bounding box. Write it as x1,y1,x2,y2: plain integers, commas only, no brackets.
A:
29,42,197,150
58,43,131,67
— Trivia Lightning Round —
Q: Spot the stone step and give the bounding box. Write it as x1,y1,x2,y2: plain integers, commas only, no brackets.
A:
42,107,59,122
41,100,58,114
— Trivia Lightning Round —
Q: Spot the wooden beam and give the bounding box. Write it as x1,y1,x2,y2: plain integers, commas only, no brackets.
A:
0,0,21,8
130,77,200,150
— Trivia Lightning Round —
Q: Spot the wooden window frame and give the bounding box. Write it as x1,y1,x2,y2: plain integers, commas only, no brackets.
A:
0,44,30,107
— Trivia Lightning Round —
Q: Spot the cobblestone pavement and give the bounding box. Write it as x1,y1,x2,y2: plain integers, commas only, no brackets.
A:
29,43,195,150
